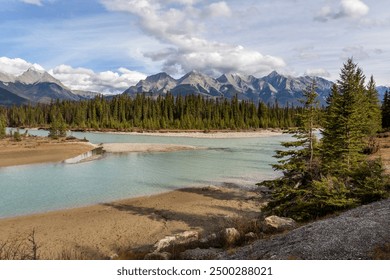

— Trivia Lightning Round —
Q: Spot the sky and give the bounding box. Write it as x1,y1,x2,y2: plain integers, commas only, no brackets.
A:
0,0,389,94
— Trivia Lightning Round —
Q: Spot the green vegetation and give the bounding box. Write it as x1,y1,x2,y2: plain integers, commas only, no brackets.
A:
0,113,6,139
383,90,390,130
3,94,303,131
261,59,389,221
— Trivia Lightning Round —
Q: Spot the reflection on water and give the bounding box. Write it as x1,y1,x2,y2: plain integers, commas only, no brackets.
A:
0,129,291,218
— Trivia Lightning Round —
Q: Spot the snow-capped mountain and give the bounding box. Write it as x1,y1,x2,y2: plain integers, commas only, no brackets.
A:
0,68,82,105
124,72,177,95
123,70,335,106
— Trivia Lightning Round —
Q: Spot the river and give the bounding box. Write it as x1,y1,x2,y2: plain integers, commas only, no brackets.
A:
0,129,291,218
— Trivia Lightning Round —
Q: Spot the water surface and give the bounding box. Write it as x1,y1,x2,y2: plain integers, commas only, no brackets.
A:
0,130,291,218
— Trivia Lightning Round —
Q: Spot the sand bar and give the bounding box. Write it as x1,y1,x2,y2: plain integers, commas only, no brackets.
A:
0,137,96,168
94,129,284,139
101,143,203,153
0,186,264,259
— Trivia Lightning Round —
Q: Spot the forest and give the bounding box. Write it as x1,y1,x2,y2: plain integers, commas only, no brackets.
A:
0,94,309,131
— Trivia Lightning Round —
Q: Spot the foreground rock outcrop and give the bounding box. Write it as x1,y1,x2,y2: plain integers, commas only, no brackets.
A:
222,199,390,260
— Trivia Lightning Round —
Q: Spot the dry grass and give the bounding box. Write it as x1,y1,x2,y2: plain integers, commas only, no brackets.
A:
370,243,390,260
0,230,39,260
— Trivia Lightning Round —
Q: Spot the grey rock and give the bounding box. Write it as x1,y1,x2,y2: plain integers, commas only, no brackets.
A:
180,248,223,260
144,252,172,260
222,199,390,260
262,215,297,234
154,230,199,253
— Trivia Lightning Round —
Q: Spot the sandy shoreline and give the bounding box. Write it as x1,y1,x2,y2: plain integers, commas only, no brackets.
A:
0,137,97,168
0,138,204,168
89,129,284,138
0,185,264,259
101,143,203,153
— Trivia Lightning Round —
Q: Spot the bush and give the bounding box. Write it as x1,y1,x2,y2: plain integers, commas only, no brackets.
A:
350,160,389,204
265,176,357,222
13,130,22,142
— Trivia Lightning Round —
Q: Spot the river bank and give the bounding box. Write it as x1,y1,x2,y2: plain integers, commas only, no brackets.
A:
0,185,264,259
0,136,96,168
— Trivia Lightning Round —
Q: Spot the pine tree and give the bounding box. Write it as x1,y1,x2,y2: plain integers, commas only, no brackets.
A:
364,76,382,136
321,58,368,174
0,114,7,139
382,90,390,129
257,82,347,221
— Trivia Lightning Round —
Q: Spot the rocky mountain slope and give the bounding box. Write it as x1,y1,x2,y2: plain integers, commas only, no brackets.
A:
124,71,335,106
0,68,86,105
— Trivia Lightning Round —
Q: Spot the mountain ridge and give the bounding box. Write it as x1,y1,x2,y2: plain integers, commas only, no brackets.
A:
124,70,336,106
0,68,92,105
1,68,388,106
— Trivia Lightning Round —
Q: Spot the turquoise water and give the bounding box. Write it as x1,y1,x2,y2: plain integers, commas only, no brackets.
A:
0,130,291,218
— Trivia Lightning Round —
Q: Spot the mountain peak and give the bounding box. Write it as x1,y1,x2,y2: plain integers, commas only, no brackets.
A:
144,72,175,83
267,70,281,78
16,68,65,87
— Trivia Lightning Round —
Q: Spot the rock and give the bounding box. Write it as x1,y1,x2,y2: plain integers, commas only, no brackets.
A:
221,199,390,260
180,248,223,260
144,252,171,260
154,231,199,253
262,215,297,234
199,233,219,246
223,228,241,245
244,232,257,241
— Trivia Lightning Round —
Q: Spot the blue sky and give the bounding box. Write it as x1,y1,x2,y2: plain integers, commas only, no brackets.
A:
0,0,389,93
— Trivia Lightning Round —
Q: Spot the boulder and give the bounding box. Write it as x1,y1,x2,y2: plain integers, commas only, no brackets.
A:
262,215,297,234
154,231,199,253
244,232,257,241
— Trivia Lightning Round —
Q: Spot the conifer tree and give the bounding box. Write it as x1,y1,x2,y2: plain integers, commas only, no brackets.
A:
382,90,390,129
321,58,368,174
0,114,6,139
257,82,349,221
365,76,382,136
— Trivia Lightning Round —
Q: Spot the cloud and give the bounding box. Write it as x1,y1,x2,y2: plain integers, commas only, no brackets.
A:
315,0,369,22
0,57,146,94
341,46,370,60
305,68,331,78
0,57,44,75
207,2,232,17
49,64,147,94
20,0,43,6
100,0,285,76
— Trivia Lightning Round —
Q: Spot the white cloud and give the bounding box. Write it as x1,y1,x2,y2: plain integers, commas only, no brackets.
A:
0,57,146,94
49,64,147,94
341,46,371,60
315,0,369,22
0,57,44,75
21,0,43,6
305,68,331,78
101,0,285,76
207,2,232,17
341,0,369,18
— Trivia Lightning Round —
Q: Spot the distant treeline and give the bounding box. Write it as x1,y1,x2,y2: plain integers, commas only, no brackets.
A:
0,94,315,130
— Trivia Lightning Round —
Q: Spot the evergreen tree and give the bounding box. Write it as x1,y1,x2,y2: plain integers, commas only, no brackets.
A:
364,76,382,136
257,82,352,221
0,114,6,139
382,90,390,129
321,58,368,174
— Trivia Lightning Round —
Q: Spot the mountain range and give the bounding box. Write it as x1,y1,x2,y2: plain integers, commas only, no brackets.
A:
0,68,388,107
0,68,99,106
124,70,337,106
